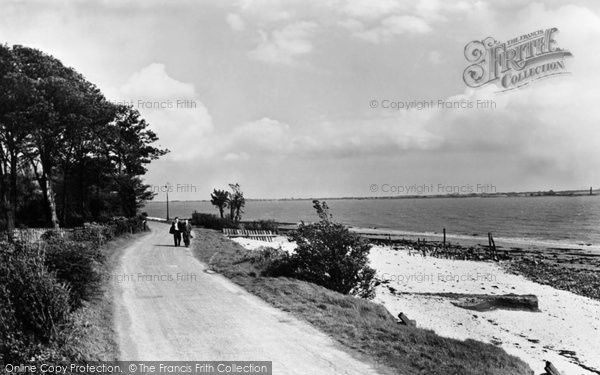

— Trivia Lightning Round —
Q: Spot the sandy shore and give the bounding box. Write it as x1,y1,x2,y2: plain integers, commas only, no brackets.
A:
369,246,600,375
232,236,297,252
232,237,600,375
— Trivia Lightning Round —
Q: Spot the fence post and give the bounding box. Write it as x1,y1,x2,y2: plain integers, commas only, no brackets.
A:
443,228,446,253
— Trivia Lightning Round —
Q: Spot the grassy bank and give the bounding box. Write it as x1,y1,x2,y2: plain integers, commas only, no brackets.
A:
191,228,533,375
67,231,148,361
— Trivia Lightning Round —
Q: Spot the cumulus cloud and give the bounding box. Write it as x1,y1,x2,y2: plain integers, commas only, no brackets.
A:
248,21,317,65
113,63,195,100
106,63,214,161
217,113,441,161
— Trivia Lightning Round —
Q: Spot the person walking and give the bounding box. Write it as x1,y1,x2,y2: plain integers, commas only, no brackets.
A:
169,217,182,246
182,219,193,247
177,218,187,246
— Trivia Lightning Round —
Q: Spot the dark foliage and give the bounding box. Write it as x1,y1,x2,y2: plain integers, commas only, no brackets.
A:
246,200,376,299
0,220,144,364
210,189,229,219
242,220,279,232
245,247,295,277
43,238,105,309
0,241,71,362
191,212,237,231
288,219,377,299
0,44,167,232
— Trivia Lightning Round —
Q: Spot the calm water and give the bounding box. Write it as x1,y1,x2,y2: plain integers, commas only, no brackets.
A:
144,196,600,249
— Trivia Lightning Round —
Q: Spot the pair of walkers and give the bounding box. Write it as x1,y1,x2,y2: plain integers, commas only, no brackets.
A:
169,217,193,247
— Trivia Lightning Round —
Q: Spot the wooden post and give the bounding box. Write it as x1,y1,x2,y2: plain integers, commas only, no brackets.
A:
544,361,564,375
443,228,446,253
488,232,497,259
397,312,416,327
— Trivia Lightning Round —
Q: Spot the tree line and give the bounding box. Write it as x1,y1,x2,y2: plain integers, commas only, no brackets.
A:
0,44,167,236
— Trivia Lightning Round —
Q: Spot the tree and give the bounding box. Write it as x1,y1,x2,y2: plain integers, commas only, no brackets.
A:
228,183,245,222
0,44,167,232
0,46,39,236
210,189,229,218
313,199,332,222
10,45,110,227
103,105,168,217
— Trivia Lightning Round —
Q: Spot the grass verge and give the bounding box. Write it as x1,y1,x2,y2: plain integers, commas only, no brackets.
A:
191,228,533,375
65,231,149,361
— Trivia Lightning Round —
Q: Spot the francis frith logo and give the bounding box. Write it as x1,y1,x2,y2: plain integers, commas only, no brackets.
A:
463,28,572,92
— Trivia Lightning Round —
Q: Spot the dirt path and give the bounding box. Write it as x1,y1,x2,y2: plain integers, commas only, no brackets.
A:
114,221,382,374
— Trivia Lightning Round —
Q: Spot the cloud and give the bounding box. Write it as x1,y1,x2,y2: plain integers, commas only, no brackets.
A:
230,117,291,153
332,0,474,43
248,21,317,65
106,63,214,161
236,0,293,22
337,18,363,32
414,0,472,22
113,63,195,100
339,0,403,19
226,13,245,31
353,15,432,43
218,113,441,161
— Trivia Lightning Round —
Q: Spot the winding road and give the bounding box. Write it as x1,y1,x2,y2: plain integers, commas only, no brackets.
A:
114,221,383,374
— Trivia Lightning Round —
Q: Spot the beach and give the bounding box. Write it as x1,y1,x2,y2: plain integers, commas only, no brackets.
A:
370,246,600,375
231,236,600,375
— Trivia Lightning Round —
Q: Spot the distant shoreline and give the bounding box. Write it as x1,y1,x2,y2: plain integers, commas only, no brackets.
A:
150,188,599,203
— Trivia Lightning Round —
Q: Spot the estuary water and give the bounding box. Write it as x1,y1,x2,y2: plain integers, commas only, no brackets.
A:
144,195,600,251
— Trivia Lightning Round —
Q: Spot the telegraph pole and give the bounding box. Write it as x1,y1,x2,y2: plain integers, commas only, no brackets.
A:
165,183,170,221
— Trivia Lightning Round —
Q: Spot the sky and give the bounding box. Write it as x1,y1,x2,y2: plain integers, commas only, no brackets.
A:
1,0,599,200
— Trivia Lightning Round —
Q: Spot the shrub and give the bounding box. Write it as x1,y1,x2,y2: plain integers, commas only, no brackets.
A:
40,229,64,241
43,238,105,309
191,212,236,230
0,282,25,362
245,200,377,299
288,219,376,299
70,223,113,244
109,215,145,236
111,218,131,236
69,217,144,244
243,220,279,232
0,220,137,365
0,241,71,361
244,246,295,276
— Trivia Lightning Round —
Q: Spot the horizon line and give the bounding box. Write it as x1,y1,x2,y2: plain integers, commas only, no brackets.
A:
148,186,599,203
